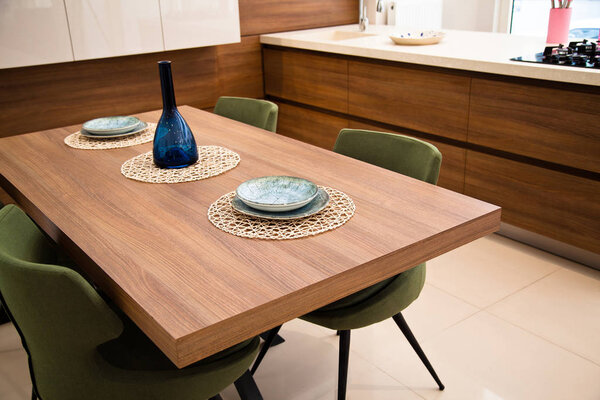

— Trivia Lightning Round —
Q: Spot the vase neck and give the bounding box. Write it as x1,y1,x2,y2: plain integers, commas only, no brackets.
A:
158,61,177,111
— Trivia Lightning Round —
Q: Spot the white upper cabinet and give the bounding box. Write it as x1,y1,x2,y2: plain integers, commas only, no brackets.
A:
65,0,164,61
0,0,73,68
0,0,241,68
159,0,240,51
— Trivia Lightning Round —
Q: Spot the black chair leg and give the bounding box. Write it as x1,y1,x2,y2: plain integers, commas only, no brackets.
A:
208,395,223,400
336,330,342,336
234,369,264,400
31,389,37,400
251,325,282,375
0,305,9,325
393,313,445,390
338,330,351,400
259,330,285,346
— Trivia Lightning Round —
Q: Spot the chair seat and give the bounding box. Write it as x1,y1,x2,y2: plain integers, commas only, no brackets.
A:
99,315,256,371
301,263,426,330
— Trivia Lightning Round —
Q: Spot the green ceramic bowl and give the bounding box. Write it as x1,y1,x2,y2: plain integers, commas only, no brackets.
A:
82,116,141,135
232,188,329,220
236,176,319,212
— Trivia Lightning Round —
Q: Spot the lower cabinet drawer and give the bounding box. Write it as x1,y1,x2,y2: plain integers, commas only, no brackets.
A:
465,151,600,254
276,102,347,150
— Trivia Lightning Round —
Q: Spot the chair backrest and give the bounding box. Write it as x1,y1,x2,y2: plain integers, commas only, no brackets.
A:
334,129,442,184
214,96,279,132
0,205,122,398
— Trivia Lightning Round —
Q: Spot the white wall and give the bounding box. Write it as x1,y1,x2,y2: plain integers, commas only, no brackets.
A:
441,0,499,31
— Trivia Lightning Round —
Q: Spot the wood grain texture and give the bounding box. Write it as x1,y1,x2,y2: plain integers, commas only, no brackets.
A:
348,121,466,193
0,106,500,367
0,46,218,138
216,36,264,99
468,78,600,174
239,0,359,36
348,60,471,141
465,150,599,253
277,102,348,149
264,48,349,113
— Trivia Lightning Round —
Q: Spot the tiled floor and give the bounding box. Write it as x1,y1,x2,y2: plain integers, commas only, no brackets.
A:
1,234,599,399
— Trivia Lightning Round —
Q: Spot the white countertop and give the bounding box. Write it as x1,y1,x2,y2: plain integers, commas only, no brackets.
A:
260,25,600,87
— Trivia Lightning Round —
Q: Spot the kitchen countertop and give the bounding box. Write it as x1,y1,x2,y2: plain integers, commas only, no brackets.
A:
260,25,600,86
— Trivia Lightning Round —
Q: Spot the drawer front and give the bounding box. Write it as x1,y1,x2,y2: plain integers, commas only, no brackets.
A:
349,60,470,141
277,102,348,150
264,48,348,113
469,78,600,174
465,151,600,254
348,121,466,193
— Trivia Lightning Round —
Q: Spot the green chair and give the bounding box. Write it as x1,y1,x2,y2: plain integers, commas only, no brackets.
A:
0,202,6,325
214,96,278,132
252,129,444,399
0,204,263,400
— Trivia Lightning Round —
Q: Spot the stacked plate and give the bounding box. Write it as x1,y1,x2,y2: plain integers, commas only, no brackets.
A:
80,116,148,138
233,176,329,220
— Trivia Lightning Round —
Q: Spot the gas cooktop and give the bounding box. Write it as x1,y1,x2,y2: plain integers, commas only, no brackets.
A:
511,39,600,69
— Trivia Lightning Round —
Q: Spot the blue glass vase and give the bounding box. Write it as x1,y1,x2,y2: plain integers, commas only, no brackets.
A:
153,61,198,169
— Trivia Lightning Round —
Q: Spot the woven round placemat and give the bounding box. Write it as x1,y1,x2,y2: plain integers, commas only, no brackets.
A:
121,145,240,184
208,186,355,240
64,123,156,150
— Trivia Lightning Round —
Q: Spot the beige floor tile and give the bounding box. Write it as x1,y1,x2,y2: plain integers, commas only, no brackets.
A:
348,283,478,371
488,266,600,365
368,311,600,400
220,320,421,400
0,373,24,400
0,349,31,396
426,234,560,308
0,323,22,353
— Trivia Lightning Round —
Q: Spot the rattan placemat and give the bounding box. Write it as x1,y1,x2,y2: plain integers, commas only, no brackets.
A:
64,123,156,150
208,186,355,240
121,145,240,184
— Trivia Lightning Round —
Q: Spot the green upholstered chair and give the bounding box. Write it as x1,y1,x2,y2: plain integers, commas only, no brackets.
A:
0,204,263,400
252,129,445,399
213,96,278,132
0,202,6,325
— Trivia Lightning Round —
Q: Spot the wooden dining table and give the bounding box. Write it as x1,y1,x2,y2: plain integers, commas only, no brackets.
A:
0,106,501,368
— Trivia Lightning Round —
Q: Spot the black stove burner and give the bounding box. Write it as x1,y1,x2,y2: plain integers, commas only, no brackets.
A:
511,39,600,69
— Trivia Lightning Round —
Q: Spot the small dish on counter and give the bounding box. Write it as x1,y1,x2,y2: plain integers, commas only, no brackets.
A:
80,121,148,139
232,188,329,220
389,31,445,45
82,116,141,135
236,176,319,212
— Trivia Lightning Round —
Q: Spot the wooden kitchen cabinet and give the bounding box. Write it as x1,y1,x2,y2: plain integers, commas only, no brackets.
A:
465,151,600,254
277,102,347,150
264,48,349,113
469,78,600,174
348,60,470,142
262,46,600,256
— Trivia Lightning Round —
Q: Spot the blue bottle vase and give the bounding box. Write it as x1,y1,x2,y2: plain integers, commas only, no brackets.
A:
153,61,198,169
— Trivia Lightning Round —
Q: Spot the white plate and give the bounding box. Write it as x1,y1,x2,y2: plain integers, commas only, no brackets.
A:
82,116,141,134
390,31,445,45
80,121,148,139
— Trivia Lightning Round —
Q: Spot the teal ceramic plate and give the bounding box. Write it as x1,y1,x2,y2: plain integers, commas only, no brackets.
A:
80,121,148,139
82,116,141,134
236,176,318,212
232,188,329,220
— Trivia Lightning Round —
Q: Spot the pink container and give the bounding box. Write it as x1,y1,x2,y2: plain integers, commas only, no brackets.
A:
546,8,572,45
